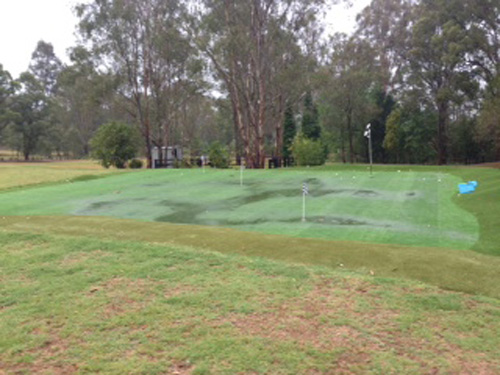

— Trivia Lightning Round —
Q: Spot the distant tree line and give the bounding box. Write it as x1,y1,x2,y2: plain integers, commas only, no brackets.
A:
0,0,498,166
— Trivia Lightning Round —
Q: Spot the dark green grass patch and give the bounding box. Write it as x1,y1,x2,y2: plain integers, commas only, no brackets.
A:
1,231,499,375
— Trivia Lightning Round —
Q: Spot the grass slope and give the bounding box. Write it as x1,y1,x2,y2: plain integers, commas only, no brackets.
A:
0,168,480,249
1,215,500,299
450,167,500,256
1,231,499,375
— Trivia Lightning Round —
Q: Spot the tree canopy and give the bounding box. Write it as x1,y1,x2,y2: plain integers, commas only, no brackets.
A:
0,0,498,165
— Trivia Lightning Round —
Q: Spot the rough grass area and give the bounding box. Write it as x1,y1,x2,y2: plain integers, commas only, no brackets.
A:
0,160,125,191
1,231,499,375
0,168,480,250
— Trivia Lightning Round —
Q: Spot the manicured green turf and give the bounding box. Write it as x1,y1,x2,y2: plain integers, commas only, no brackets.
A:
449,167,500,256
0,168,480,250
1,231,499,375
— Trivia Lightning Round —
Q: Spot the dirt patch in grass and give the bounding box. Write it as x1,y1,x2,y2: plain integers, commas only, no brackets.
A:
87,277,199,318
4,328,78,375
60,250,112,266
168,361,195,375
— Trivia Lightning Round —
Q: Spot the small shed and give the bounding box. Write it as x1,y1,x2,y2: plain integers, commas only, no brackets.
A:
152,146,183,169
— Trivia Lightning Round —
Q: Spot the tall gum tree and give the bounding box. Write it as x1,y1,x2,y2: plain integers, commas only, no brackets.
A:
192,0,328,168
76,0,202,168
357,0,478,165
9,73,50,160
57,46,118,156
0,65,17,138
408,0,477,165
319,34,382,163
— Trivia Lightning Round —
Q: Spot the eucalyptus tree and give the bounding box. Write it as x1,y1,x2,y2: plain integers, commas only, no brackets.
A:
76,0,203,167
192,0,328,168
0,64,17,138
320,34,382,163
463,0,500,92
302,92,320,140
463,0,500,160
8,73,50,160
358,0,479,165
406,0,478,165
29,41,63,97
356,0,415,91
477,77,500,161
383,103,437,164
57,46,118,156
282,103,296,159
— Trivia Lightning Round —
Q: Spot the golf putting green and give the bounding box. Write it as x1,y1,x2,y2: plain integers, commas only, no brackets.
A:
0,168,479,249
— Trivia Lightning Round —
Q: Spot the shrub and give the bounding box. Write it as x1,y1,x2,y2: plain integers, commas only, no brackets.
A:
291,133,327,167
129,159,143,169
208,142,230,168
90,122,139,169
180,158,192,168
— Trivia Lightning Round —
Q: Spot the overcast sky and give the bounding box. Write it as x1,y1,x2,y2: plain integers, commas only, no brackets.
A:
0,0,371,78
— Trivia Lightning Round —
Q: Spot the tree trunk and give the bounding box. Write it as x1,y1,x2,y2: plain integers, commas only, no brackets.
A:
340,123,346,163
437,101,448,165
275,114,284,159
347,108,355,163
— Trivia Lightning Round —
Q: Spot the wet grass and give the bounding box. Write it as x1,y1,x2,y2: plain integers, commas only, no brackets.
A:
0,168,480,250
1,230,499,375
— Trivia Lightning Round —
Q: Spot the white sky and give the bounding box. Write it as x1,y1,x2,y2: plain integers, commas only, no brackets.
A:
0,0,371,78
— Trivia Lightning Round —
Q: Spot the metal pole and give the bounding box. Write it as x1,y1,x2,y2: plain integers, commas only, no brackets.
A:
240,163,244,186
368,133,373,177
302,192,306,222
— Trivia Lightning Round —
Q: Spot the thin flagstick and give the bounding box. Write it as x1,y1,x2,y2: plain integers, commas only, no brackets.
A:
240,163,244,186
302,192,306,222
369,133,373,177
365,123,374,177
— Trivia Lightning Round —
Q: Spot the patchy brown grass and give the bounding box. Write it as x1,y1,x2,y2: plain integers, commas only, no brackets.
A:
5,328,78,375
60,250,112,266
168,361,196,375
87,277,199,319
219,276,500,374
